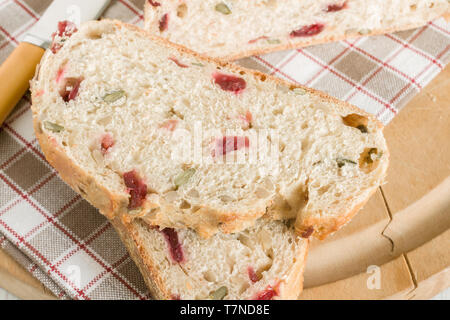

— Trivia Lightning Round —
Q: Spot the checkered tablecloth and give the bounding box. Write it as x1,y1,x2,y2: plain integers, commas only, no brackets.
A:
0,0,449,300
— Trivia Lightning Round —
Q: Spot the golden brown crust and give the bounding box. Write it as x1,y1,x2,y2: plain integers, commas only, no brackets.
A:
109,217,171,300
144,1,448,61
294,187,380,240
31,20,388,241
281,238,309,299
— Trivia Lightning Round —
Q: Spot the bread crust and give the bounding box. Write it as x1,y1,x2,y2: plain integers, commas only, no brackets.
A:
280,237,309,299
294,186,380,240
31,20,388,240
144,1,449,60
110,216,171,300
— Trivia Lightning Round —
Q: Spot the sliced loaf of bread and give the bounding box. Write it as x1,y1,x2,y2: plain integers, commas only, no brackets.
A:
31,20,388,239
112,216,309,299
144,0,449,59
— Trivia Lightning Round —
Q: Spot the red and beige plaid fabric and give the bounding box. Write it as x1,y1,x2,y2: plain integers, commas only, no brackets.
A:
0,0,449,299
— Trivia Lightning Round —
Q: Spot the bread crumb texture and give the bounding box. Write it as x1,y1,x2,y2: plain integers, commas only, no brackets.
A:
129,218,308,300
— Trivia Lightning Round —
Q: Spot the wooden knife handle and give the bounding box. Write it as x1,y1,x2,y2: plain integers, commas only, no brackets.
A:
0,42,45,125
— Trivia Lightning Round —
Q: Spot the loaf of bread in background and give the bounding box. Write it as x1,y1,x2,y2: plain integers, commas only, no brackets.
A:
144,0,449,60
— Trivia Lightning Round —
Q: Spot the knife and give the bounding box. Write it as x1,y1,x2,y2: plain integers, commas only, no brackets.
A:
0,0,110,126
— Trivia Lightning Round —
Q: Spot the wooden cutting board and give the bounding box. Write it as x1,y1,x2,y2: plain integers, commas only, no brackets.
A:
0,65,448,300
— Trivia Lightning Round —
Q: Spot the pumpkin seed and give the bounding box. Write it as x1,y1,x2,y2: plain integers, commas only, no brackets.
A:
358,29,371,35
103,90,126,103
336,158,357,168
215,2,231,15
267,38,281,44
128,209,142,216
44,121,64,133
176,3,187,18
209,286,228,300
292,87,307,95
192,62,205,67
174,168,196,189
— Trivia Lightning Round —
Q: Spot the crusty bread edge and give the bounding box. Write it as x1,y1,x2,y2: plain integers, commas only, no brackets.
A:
295,186,380,240
280,237,309,300
110,217,171,300
31,19,389,240
144,1,449,61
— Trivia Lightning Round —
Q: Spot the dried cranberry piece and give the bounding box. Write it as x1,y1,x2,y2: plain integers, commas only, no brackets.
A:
159,13,169,32
248,267,260,283
50,43,63,54
55,20,78,37
245,111,253,123
300,226,314,238
253,284,279,300
325,1,348,12
161,228,184,263
148,0,161,7
238,111,253,129
123,170,147,209
171,294,181,300
55,66,66,84
50,20,78,54
212,136,250,157
169,57,189,68
212,72,246,94
101,134,114,154
59,77,83,102
290,23,325,37
160,119,178,131
248,36,268,44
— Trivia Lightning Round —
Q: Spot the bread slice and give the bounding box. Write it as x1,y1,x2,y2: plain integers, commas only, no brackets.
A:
112,216,308,299
144,0,449,60
31,20,388,239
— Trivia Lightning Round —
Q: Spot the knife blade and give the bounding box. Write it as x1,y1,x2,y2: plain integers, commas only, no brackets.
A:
24,0,111,49
0,0,111,125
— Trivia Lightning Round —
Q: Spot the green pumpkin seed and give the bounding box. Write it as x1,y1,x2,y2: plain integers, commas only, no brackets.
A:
192,62,205,67
209,286,228,300
336,158,357,168
345,28,357,35
292,87,307,95
174,168,196,189
128,209,142,216
358,29,371,35
44,121,64,133
103,90,126,103
267,38,280,44
215,3,231,15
